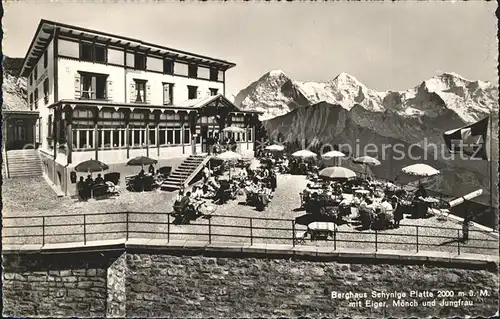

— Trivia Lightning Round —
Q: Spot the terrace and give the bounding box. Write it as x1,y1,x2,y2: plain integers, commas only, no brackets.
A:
2,175,497,258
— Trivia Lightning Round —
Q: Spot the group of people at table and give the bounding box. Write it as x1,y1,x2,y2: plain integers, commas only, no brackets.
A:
77,174,120,199
301,177,433,231
172,161,279,222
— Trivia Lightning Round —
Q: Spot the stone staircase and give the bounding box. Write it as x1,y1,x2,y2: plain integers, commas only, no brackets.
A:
5,149,44,178
161,154,211,191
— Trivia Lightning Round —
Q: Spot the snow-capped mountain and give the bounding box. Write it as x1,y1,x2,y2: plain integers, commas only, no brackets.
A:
234,70,498,123
235,70,498,210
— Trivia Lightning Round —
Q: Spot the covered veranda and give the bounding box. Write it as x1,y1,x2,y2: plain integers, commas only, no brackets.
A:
46,94,261,165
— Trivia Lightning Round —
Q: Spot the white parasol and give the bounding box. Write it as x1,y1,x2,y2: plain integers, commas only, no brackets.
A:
291,149,317,159
401,164,440,177
223,126,245,133
265,144,285,152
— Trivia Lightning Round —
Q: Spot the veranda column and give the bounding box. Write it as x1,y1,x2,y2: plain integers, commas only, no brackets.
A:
93,108,99,161
155,111,160,157
145,110,150,158
125,109,130,159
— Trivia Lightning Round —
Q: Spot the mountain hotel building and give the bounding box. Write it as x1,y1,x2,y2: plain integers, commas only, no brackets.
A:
18,19,261,195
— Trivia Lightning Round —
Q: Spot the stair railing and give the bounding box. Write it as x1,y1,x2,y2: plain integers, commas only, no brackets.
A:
3,147,10,179
182,155,212,189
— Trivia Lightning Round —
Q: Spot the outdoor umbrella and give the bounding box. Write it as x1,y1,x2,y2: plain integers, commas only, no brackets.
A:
353,156,381,178
126,156,158,167
322,150,346,166
400,163,440,186
265,144,285,152
74,159,109,199
319,167,356,181
75,159,109,173
215,151,242,178
223,126,245,133
401,164,439,177
291,149,317,159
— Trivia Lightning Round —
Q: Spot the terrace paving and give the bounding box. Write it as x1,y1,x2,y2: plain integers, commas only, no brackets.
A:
2,175,498,256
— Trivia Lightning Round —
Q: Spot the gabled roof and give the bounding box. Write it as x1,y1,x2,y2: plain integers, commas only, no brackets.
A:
21,19,237,77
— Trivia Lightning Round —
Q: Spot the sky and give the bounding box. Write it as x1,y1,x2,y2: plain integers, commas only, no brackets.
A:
3,1,498,97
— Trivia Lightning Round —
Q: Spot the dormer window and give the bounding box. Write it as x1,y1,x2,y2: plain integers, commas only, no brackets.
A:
188,64,198,78
134,53,146,70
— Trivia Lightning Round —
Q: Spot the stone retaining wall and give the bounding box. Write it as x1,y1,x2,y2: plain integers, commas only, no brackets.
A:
2,252,121,317
2,247,498,318
125,254,499,318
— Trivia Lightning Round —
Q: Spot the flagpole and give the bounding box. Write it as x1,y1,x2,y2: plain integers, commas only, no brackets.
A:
488,112,495,229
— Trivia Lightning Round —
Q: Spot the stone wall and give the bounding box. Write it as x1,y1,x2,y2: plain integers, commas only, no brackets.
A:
2,249,499,317
125,254,499,318
2,251,121,317
106,252,127,317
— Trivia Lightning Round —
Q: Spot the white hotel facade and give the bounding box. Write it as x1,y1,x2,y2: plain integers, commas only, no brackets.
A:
20,19,261,194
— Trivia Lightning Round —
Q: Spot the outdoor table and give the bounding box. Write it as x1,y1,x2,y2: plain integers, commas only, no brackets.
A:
308,221,337,240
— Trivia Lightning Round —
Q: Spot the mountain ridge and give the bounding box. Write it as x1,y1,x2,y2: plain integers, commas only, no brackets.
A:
235,69,498,123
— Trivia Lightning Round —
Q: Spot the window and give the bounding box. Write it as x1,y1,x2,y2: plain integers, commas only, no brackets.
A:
188,85,198,99
95,45,106,63
34,66,38,80
43,79,49,104
163,83,174,105
210,68,218,81
209,88,218,96
29,74,33,86
163,59,174,74
29,93,33,110
43,52,48,69
188,64,198,78
80,72,108,100
134,80,147,103
94,110,126,149
134,53,146,70
81,42,93,61
34,89,39,109
80,42,107,63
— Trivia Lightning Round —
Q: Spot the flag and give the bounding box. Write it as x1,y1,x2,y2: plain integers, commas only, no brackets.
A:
443,117,489,160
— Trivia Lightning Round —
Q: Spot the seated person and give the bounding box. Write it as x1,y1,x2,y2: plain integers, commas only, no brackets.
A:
95,174,105,185
414,184,428,199
191,185,204,201
179,191,193,212
305,192,321,214
85,175,94,187
174,190,184,205
138,169,145,178
148,164,155,175
380,197,394,215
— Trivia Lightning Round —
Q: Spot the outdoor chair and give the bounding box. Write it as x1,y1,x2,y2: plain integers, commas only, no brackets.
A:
158,166,172,178
294,230,308,244
104,172,121,186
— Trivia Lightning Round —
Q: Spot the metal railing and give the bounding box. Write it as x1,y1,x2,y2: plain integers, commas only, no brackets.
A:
3,212,498,256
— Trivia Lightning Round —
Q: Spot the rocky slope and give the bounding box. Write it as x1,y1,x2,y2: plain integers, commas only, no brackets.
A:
2,56,29,111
